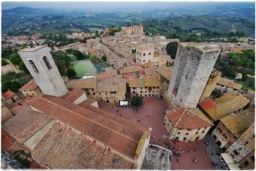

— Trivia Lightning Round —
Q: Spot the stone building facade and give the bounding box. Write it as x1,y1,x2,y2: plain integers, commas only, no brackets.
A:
2,91,20,106
19,79,41,99
215,77,242,93
226,123,255,163
136,45,154,65
66,77,126,104
211,113,249,151
129,77,161,98
121,24,143,34
239,150,255,170
18,46,68,97
199,69,221,102
164,108,213,142
156,67,172,100
167,43,220,108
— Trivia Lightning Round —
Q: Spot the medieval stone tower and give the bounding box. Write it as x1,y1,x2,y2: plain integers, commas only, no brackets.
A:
167,43,220,108
18,46,68,97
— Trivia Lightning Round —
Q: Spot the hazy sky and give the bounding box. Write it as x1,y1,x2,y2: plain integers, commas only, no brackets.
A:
2,0,252,10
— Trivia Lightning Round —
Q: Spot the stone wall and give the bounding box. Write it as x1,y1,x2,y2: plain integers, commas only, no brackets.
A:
226,139,250,162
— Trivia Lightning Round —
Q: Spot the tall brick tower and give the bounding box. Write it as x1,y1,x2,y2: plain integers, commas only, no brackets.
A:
18,46,68,97
167,43,220,108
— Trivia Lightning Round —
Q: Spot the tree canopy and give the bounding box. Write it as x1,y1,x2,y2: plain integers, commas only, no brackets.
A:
51,51,71,76
228,49,255,68
131,94,143,108
166,41,178,59
9,53,28,72
90,54,98,62
67,68,77,79
2,59,9,66
101,55,107,62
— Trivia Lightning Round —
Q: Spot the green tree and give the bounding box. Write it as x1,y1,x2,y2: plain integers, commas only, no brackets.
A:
67,68,77,79
90,54,98,62
166,41,178,59
13,150,31,168
131,49,136,54
131,94,143,108
51,51,71,76
18,61,29,73
9,53,21,65
211,89,222,98
2,59,9,66
101,55,107,62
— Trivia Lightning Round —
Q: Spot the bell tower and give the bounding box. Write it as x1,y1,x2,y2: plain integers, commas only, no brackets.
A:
18,46,68,97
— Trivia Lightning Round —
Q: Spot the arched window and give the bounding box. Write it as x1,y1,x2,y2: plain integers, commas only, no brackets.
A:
29,60,39,73
43,56,52,70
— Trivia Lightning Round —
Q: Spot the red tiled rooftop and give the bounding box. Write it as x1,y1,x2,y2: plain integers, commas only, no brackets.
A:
2,90,16,100
27,95,148,159
200,98,216,110
79,98,97,107
3,109,53,143
32,121,134,169
19,79,38,91
166,107,213,129
62,89,85,103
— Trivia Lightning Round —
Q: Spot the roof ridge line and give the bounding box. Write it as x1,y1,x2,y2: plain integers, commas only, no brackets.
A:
41,97,139,144
174,108,185,127
190,109,213,125
65,89,80,100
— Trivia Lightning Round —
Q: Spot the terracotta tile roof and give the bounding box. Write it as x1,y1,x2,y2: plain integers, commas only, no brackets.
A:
32,121,134,169
19,79,39,91
27,95,148,159
62,89,85,103
65,78,97,89
95,78,126,94
136,45,154,51
165,107,213,129
79,98,97,107
84,105,147,139
236,107,255,126
143,77,161,87
156,67,172,81
129,79,144,87
220,114,248,137
141,61,154,68
144,68,159,77
3,109,53,143
2,90,16,100
95,73,113,80
217,77,242,90
199,92,250,121
120,66,144,74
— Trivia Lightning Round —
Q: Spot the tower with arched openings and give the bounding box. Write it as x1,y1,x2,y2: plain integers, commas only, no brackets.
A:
18,46,68,97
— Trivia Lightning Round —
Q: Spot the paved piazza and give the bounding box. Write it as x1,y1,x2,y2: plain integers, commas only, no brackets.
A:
101,96,216,170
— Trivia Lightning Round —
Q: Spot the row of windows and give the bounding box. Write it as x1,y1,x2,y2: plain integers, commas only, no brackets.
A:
133,87,159,90
133,91,159,94
137,52,152,56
